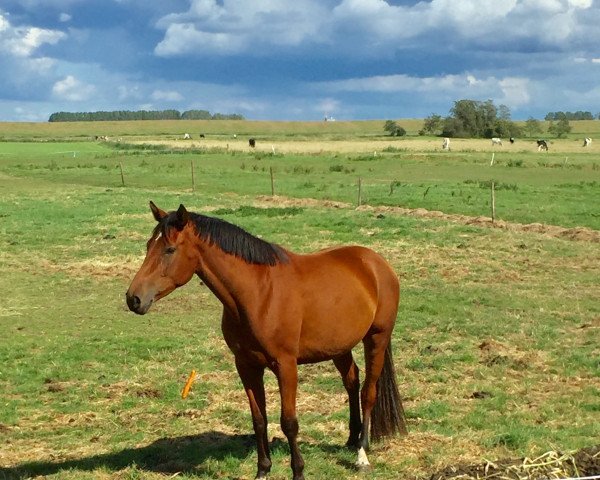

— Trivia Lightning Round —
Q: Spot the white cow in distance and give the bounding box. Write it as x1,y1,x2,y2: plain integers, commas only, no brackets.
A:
442,137,450,150
491,137,502,146
583,137,592,147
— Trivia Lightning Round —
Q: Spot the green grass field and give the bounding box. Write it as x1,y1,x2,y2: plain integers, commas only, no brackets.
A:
0,121,598,480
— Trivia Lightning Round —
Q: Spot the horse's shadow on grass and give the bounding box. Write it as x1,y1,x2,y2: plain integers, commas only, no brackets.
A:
1,432,254,479
0,432,353,479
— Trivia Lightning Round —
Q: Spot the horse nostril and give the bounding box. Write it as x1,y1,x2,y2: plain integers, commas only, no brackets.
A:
126,293,141,312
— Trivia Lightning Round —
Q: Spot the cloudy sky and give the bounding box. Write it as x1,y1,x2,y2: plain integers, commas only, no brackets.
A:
1,0,599,122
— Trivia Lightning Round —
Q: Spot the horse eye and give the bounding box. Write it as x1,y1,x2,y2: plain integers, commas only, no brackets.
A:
164,246,176,255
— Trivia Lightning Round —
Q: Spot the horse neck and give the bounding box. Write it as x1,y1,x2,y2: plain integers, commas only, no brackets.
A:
193,238,268,318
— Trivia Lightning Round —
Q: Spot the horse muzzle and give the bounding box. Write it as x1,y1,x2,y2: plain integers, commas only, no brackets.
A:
126,291,152,315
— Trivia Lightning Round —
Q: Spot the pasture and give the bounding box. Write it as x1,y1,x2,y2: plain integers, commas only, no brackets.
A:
0,120,599,480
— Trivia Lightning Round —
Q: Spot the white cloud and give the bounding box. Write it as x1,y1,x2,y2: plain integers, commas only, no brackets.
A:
59,13,72,22
150,89,184,101
153,0,600,59
155,0,328,56
0,12,66,57
568,0,592,8
498,77,531,107
52,75,95,101
316,72,532,108
118,85,143,101
156,23,243,56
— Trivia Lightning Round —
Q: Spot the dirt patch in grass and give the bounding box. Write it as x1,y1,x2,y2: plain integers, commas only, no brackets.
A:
255,195,600,242
38,256,141,279
255,194,351,210
2,250,141,280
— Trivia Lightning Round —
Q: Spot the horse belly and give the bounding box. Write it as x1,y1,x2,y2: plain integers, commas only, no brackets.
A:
296,294,375,363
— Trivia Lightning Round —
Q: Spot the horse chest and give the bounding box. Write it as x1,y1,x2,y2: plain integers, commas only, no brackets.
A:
221,314,274,366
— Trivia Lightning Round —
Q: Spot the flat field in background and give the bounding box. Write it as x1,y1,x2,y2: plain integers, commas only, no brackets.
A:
0,120,598,480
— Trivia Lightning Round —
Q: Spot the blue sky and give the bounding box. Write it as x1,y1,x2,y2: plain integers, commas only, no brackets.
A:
1,0,599,122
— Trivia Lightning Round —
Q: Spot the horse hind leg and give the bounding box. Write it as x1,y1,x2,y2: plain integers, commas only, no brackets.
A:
333,352,361,448
353,332,388,469
356,330,406,469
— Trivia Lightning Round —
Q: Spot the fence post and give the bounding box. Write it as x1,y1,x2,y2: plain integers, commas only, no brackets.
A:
270,166,275,196
491,181,496,223
119,162,125,186
191,160,195,192
357,177,362,206
490,152,495,166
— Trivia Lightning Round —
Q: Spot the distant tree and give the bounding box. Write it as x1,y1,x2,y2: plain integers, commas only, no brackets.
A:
545,111,594,121
524,117,543,137
440,99,521,138
449,99,485,137
441,116,467,138
420,114,443,135
548,118,572,138
383,120,406,137
494,118,522,138
497,104,511,121
182,109,211,120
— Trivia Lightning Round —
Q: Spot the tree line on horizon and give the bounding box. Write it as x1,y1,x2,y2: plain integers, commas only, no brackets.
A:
48,109,245,122
544,111,598,121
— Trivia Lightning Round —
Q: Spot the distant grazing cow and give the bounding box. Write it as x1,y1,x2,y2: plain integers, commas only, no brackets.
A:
491,137,503,146
583,137,592,147
442,137,450,150
249,138,256,148
537,140,548,151
199,134,205,138
95,135,108,141
509,137,515,144
183,133,191,140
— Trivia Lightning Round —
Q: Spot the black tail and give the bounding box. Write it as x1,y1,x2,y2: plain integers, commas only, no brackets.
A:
370,343,407,442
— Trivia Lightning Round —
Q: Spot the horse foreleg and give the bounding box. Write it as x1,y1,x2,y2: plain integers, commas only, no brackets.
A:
236,360,271,479
333,352,361,448
275,357,305,480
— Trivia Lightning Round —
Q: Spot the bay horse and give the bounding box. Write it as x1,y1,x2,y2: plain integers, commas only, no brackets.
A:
126,202,407,480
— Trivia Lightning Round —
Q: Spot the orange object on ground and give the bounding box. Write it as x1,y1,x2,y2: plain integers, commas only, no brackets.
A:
181,369,196,399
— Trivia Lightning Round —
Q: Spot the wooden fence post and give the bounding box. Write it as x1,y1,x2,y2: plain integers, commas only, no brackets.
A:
491,181,496,223
119,162,125,186
191,160,195,192
357,177,362,206
270,166,275,196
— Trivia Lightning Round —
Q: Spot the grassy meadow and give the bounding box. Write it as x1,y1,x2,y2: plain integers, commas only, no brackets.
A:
0,120,599,480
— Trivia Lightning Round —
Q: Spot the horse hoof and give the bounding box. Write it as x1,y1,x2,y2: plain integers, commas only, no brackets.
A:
356,463,373,474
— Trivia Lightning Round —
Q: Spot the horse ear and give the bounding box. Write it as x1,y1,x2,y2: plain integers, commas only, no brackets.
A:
175,204,190,230
149,201,167,222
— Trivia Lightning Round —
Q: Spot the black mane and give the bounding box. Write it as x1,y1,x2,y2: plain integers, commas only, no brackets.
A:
158,211,289,266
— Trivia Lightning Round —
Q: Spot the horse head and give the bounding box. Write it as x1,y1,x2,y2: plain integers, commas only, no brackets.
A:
126,202,198,315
